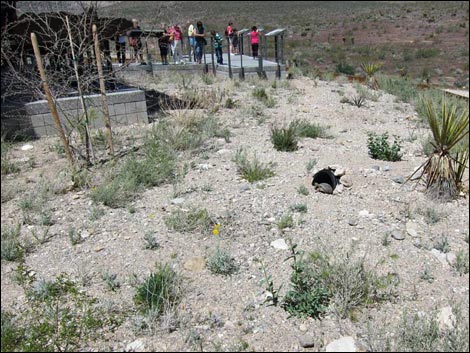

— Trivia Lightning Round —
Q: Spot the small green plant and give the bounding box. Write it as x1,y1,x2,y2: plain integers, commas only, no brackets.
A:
281,244,331,319
297,185,310,196
454,250,469,275
207,248,239,276
291,119,328,139
271,125,299,152
4,268,107,352
68,227,84,245
290,203,308,213
233,149,275,183
143,231,160,250
164,207,213,233
421,207,444,224
277,213,294,230
420,267,435,283
1,140,20,175
367,132,403,161
201,73,214,85
1,223,23,261
134,263,182,315
258,260,282,307
382,233,392,246
335,62,355,75
31,226,53,245
224,97,237,109
252,87,275,107
350,95,367,108
306,158,317,172
102,272,121,292
433,236,450,253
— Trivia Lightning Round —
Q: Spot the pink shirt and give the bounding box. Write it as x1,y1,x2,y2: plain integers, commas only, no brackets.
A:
250,31,259,45
172,27,182,41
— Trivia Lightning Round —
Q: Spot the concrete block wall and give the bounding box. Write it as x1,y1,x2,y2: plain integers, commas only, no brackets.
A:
24,89,148,137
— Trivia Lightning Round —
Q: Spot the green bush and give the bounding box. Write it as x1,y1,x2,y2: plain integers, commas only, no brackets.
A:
335,62,355,75
367,132,403,161
377,75,417,103
291,119,329,139
164,208,213,233
134,263,182,315
271,125,299,152
207,248,239,276
1,141,20,175
233,149,275,183
1,223,23,261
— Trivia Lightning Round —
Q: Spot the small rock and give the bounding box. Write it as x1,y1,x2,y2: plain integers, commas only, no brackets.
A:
126,339,145,352
239,184,250,192
446,252,457,266
81,230,90,239
406,221,420,237
184,257,206,272
197,163,212,170
393,176,405,184
391,230,405,240
72,194,80,200
299,335,315,349
325,336,357,352
270,238,289,250
348,219,358,226
372,165,380,171
266,217,276,223
383,165,392,172
170,198,185,205
334,184,344,194
430,249,448,266
358,210,370,218
334,168,346,177
94,246,105,252
21,144,34,151
216,148,231,155
340,176,353,188
299,324,308,332
437,306,455,331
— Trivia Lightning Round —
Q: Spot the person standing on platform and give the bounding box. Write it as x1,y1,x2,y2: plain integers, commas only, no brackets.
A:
187,20,195,61
171,24,183,64
250,26,260,59
194,21,206,64
212,30,224,65
127,19,145,64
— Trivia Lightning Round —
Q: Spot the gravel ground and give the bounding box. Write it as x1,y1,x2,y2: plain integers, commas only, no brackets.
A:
1,75,469,352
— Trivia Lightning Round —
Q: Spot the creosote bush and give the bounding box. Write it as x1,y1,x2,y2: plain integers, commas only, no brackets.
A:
367,132,403,161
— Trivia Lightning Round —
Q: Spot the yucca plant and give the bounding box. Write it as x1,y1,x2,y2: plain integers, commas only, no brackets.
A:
361,62,382,90
407,98,469,200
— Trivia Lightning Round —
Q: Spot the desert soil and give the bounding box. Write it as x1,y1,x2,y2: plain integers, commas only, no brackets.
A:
1,74,469,351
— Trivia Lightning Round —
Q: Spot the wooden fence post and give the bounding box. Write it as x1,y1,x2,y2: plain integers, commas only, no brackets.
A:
93,24,115,157
31,32,74,169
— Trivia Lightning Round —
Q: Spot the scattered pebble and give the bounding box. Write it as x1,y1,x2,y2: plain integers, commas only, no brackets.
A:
391,230,405,240
325,336,357,352
270,239,289,250
298,334,315,348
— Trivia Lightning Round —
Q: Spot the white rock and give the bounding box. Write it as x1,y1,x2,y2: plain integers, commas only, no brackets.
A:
430,249,448,266
446,252,457,266
358,210,370,218
170,198,185,205
325,336,357,352
406,221,420,237
21,144,34,151
334,168,346,177
126,339,145,352
334,184,344,194
437,306,455,331
270,238,289,250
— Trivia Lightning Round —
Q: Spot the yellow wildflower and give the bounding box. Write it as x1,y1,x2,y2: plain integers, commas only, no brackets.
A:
212,223,220,236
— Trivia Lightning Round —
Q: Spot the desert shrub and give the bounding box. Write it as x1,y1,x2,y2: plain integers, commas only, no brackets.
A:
233,148,275,183
102,272,121,292
335,62,355,75
1,223,23,261
164,207,213,233
377,75,417,103
350,95,367,107
207,248,239,276
415,47,440,59
5,268,107,352
433,236,450,253
1,141,20,175
454,250,469,275
367,132,403,161
252,87,276,107
68,227,84,246
305,158,317,172
271,125,299,152
91,139,177,208
395,308,469,352
134,263,183,315
277,213,294,230
143,231,160,250
297,185,310,196
290,203,308,213
291,119,329,139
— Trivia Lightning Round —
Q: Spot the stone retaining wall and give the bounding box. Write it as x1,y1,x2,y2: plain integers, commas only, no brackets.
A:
24,89,148,137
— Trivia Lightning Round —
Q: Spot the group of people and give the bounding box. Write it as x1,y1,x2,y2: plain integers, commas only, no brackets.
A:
114,19,262,66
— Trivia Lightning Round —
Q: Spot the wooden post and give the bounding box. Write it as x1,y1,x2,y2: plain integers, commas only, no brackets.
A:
93,24,115,157
239,34,245,80
31,32,74,169
65,16,93,163
210,35,216,75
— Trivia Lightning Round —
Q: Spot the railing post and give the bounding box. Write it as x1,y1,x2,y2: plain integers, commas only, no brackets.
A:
227,36,233,79
210,35,216,75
